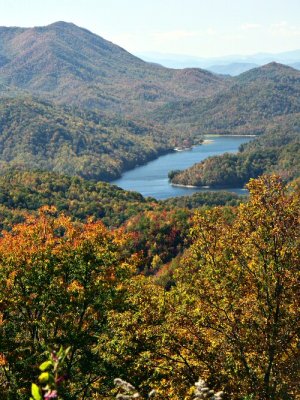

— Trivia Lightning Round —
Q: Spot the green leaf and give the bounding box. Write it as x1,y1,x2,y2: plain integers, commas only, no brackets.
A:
57,346,64,358
38,372,50,383
39,360,53,371
31,383,42,400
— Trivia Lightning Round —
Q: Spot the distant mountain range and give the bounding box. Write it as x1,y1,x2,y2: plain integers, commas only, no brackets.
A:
137,49,300,76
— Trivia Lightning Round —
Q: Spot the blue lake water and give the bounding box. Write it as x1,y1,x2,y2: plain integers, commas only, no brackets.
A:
112,136,254,199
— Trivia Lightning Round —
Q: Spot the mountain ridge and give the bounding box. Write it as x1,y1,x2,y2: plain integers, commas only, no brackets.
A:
0,21,228,114
0,96,181,181
152,62,300,135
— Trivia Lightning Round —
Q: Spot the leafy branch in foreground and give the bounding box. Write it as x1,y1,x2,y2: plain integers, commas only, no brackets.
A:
31,347,70,400
30,349,226,399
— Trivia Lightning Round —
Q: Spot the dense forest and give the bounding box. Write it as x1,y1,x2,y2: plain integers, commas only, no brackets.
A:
0,169,244,274
0,96,206,181
0,175,299,399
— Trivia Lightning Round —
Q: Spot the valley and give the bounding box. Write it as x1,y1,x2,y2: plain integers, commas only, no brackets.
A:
0,18,299,400
0,22,299,189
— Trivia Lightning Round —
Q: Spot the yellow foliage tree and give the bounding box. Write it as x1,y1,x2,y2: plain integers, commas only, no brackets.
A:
174,175,300,399
102,176,299,400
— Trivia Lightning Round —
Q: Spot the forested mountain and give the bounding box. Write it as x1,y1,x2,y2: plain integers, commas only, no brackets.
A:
0,22,229,180
1,23,300,184
153,62,300,135
0,22,227,114
0,97,184,180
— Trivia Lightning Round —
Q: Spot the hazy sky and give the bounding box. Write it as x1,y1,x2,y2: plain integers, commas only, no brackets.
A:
1,0,300,57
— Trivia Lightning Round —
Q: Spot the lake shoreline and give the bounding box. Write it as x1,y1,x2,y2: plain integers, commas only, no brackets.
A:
171,182,248,192
110,134,257,182
171,183,199,188
112,135,253,199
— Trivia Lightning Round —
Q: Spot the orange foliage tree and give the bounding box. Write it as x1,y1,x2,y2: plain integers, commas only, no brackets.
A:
0,207,137,399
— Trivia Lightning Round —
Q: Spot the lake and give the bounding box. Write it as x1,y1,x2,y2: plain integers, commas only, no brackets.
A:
112,135,254,199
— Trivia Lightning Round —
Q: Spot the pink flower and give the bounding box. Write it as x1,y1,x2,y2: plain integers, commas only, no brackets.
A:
44,390,57,399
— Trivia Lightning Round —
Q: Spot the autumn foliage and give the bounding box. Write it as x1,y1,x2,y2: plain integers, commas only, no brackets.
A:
0,207,137,398
102,176,300,400
174,175,300,399
0,176,299,400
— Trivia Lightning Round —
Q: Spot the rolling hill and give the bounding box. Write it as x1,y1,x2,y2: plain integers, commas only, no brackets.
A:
153,62,300,135
0,96,182,180
0,169,150,229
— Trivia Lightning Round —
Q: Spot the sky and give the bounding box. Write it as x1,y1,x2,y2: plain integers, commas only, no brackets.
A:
1,0,300,58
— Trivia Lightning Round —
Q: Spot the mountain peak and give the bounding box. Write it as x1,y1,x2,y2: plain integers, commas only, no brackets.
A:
44,21,91,33
262,61,295,70
236,61,300,83
35,21,89,35
47,21,75,28
0,21,227,113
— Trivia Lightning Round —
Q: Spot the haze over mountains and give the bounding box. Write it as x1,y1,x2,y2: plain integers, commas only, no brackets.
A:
137,49,300,76
0,21,299,183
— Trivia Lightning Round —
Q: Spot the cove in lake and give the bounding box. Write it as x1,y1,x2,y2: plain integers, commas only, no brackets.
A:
112,135,253,199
